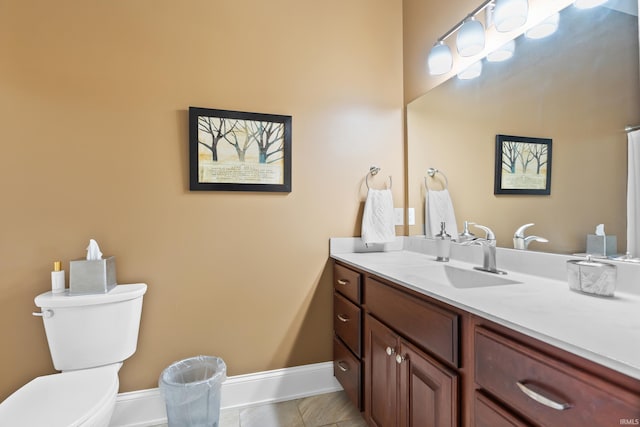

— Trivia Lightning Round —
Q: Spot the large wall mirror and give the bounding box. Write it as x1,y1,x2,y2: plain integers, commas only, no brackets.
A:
407,0,639,254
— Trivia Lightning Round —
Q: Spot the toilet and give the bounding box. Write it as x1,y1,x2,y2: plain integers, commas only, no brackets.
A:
0,283,147,427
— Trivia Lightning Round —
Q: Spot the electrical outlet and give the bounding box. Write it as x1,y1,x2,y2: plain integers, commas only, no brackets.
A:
408,208,415,226
394,208,404,226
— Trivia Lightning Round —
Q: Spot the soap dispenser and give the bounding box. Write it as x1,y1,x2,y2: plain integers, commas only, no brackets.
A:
435,222,451,262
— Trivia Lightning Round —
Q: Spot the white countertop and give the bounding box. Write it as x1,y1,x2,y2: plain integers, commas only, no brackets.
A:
330,237,640,380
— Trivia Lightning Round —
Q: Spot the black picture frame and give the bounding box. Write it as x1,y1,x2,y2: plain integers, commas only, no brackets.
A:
189,107,292,192
494,134,552,195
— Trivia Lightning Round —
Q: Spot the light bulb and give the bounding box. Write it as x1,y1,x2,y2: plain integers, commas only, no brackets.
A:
494,0,529,32
487,39,516,62
458,60,483,80
526,13,559,39
457,18,486,57
428,42,453,75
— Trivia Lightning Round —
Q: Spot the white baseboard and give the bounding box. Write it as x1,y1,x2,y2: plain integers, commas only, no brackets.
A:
109,361,342,427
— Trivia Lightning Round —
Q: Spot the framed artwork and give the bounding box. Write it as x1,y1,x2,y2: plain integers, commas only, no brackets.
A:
494,134,552,195
189,107,292,192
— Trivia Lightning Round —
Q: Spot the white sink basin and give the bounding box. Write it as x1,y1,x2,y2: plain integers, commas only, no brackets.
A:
438,265,521,289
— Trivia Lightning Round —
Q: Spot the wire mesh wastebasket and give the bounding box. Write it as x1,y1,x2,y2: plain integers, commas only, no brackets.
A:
159,355,227,427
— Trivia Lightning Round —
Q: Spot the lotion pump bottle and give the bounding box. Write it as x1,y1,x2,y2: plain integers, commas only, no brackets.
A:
51,261,65,294
435,222,451,262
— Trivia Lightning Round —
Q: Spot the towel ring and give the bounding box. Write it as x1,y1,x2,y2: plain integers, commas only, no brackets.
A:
366,165,392,190
425,167,448,191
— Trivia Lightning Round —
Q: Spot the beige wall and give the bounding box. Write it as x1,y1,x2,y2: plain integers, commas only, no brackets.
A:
0,0,404,398
404,2,639,253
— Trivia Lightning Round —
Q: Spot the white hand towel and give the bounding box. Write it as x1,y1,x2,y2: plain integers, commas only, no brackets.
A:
361,189,396,245
628,129,640,257
425,189,459,240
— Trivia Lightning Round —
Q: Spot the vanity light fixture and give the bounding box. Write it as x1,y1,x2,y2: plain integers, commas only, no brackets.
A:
427,0,494,75
493,0,529,32
525,12,559,39
428,41,454,75
457,17,486,56
574,0,608,8
457,60,483,80
487,39,516,62
426,0,586,78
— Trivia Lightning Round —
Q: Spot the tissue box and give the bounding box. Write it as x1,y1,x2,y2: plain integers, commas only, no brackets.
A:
586,234,617,256
566,257,616,297
69,256,116,294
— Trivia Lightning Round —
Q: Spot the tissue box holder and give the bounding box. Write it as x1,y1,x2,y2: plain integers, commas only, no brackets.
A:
586,234,617,256
566,258,616,297
69,256,116,294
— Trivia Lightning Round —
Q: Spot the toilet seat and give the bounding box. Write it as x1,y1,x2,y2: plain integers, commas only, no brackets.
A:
0,365,119,427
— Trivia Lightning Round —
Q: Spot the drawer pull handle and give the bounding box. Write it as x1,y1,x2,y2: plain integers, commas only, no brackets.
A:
337,279,350,286
385,346,396,356
336,314,350,323
395,354,407,364
337,361,349,372
516,382,571,411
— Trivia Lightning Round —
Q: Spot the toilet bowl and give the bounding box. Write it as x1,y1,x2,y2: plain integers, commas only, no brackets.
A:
0,364,120,427
0,283,147,426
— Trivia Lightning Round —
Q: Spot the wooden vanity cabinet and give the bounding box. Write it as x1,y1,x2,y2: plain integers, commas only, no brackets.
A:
332,262,363,410
332,261,640,427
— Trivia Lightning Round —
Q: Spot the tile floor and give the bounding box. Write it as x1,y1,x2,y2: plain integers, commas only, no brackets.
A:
155,391,367,427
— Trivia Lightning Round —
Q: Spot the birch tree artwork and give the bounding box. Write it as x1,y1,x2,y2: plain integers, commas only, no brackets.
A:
189,107,292,192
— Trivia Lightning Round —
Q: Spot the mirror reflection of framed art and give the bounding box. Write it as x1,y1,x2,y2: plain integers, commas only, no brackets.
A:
494,134,552,196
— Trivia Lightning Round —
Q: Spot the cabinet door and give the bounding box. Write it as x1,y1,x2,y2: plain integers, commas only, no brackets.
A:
398,339,458,427
365,315,398,427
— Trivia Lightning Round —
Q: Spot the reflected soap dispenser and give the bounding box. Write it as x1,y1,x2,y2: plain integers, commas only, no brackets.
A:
51,261,65,294
435,222,451,262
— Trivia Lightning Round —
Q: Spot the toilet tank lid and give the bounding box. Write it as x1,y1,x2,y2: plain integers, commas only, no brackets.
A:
35,283,147,308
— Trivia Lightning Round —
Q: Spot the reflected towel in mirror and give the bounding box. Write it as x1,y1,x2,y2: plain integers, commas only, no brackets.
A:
361,189,396,246
426,189,459,240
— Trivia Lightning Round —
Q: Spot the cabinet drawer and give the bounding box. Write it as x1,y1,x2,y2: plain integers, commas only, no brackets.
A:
334,263,361,304
334,336,362,410
365,277,459,367
334,292,361,357
475,327,640,427
474,391,529,427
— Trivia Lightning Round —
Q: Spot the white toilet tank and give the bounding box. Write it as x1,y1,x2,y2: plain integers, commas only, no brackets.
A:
34,283,147,371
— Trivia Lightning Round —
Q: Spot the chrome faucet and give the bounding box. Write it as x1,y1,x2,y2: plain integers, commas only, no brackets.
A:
463,224,507,275
513,223,549,250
